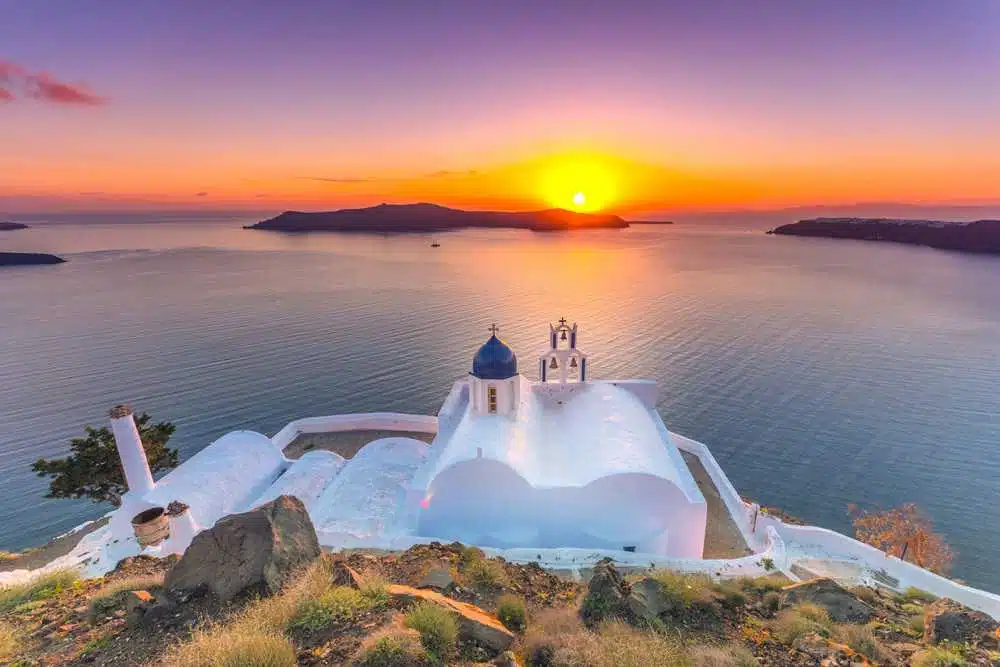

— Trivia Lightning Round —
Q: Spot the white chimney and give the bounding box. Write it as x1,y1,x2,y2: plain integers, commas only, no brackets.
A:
109,404,155,496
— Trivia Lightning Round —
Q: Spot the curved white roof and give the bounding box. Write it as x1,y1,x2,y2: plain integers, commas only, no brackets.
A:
413,380,701,500
250,449,345,513
312,437,428,538
141,430,285,529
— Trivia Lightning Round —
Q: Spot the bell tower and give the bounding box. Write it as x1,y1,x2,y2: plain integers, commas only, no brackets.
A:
538,317,587,383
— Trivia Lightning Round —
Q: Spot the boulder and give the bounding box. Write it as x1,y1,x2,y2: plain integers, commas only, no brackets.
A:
165,495,320,601
580,558,632,627
923,597,999,646
625,577,672,623
780,577,875,622
387,584,514,653
418,566,456,592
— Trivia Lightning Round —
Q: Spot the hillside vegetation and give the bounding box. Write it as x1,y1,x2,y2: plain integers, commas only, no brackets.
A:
1,542,998,666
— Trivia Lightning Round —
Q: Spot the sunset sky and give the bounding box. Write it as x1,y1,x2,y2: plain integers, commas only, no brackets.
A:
2,0,1000,215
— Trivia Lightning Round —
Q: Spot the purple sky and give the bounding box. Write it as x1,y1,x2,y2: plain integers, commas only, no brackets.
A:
2,0,999,212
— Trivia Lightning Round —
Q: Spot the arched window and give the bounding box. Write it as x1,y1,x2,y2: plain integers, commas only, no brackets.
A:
549,357,558,370
487,386,498,413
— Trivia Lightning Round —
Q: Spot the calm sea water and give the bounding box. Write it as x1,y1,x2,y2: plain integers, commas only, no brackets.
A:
1,218,998,590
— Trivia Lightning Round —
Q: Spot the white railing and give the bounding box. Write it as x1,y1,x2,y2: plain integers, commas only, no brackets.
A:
271,412,439,449
670,430,1000,618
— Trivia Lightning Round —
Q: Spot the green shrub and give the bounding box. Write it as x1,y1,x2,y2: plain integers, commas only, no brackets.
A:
288,586,375,632
465,558,508,589
458,545,485,567
359,574,390,609
737,574,787,595
902,602,926,615
689,643,759,666
908,613,925,635
405,601,458,664
771,603,832,644
651,570,718,609
0,568,79,613
354,630,430,667
761,591,781,614
760,557,775,572
903,587,937,603
910,645,968,667
496,594,528,632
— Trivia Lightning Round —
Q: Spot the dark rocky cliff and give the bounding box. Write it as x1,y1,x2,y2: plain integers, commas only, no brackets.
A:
769,217,1000,254
246,203,629,232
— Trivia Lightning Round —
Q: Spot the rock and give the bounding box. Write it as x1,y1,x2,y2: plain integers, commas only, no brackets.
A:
165,495,320,601
494,650,520,667
124,590,154,613
331,560,366,589
923,597,999,646
625,577,671,623
418,566,456,592
780,577,875,622
580,558,632,627
124,590,178,628
387,584,515,653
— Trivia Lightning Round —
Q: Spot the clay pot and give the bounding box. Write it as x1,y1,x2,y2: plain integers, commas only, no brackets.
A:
132,506,170,547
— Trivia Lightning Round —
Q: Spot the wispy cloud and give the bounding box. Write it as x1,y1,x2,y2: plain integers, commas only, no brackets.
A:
299,169,479,184
194,191,208,197
0,60,108,106
297,176,376,184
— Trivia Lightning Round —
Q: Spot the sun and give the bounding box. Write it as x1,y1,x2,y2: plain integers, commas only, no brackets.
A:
538,156,617,213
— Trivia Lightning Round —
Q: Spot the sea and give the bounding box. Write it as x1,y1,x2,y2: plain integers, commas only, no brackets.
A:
1,215,998,590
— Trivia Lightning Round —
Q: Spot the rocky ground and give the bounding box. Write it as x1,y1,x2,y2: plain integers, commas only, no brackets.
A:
2,497,998,666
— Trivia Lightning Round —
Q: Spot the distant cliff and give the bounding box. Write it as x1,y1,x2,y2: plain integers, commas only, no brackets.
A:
0,252,65,266
246,203,630,232
768,217,1000,254
0,221,29,231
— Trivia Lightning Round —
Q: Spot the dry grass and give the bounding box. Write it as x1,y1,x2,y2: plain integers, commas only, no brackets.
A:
165,558,333,665
353,627,430,666
88,573,166,619
0,567,79,613
404,601,458,664
524,607,688,667
165,628,296,667
770,602,832,644
833,623,886,661
0,621,20,662
0,551,19,562
688,643,759,667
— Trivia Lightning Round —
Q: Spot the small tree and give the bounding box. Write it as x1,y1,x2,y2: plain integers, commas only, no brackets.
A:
849,503,955,575
32,412,179,507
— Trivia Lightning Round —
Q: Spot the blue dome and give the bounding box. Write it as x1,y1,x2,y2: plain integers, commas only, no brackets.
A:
472,335,518,380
